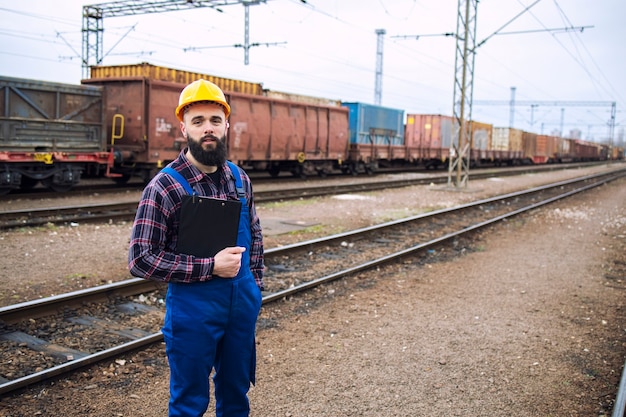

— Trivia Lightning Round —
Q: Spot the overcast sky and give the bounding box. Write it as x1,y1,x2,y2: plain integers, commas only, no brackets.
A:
0,0,623,143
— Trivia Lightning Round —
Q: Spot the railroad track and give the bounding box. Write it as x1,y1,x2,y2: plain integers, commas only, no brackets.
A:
0,162,598,201
0,172,462,229
0,164,611,229
1,168,625,397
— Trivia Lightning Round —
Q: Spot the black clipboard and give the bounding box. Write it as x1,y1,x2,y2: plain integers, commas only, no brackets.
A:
176,195,242,258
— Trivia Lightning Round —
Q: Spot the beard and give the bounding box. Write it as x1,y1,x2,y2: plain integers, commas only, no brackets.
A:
186,133,228,167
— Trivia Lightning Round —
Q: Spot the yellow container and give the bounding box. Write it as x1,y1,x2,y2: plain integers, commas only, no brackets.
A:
88,62,264,95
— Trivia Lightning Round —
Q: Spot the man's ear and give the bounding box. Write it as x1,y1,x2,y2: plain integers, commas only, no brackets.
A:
180,120,187,136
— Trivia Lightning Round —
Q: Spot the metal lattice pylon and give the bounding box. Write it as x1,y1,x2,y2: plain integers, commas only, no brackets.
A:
447,0,478,188
81,0,258,78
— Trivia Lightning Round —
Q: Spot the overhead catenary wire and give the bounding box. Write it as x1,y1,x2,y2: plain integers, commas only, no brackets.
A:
0,0,621,141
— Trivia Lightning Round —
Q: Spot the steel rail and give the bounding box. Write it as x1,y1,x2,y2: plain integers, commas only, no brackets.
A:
0,278,162,324
0,170,624,396
613,359,626,417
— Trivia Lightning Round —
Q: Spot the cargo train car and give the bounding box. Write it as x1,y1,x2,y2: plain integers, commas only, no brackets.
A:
228,93,349,178
83,74,350,181
342,102,406,174
491,127,524,165
404,114,454,169
0,76,112,194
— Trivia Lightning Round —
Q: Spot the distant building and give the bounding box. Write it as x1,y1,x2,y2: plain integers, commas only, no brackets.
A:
569,128,582,139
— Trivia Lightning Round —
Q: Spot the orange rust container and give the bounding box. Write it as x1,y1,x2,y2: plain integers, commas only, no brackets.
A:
88,62,264,95
404,114,456,162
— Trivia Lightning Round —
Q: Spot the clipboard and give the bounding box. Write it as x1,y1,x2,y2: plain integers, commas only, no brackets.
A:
176,195,242,258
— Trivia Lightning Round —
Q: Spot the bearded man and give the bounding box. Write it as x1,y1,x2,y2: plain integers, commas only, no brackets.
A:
128,79,265,417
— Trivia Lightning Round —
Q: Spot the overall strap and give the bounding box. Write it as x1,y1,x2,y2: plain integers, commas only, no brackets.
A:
162,163,245,203
161,166,195,195
227,161,247,205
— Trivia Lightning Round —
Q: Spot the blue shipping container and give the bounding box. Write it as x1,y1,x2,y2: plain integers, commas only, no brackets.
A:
341,102,405,145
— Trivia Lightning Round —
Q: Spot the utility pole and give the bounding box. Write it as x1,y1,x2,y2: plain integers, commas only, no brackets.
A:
243,2,252,65
81,0,265,78
240,1,267,65
391,3,582,186
530,104,538,127
509,86,516,127
445,0,582,187
447,0,477,189
374,29,386,105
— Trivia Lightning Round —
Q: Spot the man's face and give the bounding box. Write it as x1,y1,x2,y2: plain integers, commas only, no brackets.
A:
180,102,229,167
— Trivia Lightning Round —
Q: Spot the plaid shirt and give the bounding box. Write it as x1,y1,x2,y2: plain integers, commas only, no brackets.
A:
128,150,264,289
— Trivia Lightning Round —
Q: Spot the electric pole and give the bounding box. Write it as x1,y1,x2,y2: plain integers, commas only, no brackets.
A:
374,29,386,105
447,0,477,189
81,0,266,78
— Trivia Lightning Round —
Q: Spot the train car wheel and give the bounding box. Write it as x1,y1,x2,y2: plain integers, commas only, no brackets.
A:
20,176,39,190
291,165,306,179
43,182,73,193
341,162,358,176
41,177,73,193
268,166,280,178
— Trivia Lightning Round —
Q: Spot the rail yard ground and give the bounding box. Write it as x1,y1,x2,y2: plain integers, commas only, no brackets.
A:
0,164,625,416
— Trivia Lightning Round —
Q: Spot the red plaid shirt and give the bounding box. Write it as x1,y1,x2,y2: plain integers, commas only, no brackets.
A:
128,150,264,289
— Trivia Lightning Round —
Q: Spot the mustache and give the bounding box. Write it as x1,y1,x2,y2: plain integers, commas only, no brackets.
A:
202,134,220,141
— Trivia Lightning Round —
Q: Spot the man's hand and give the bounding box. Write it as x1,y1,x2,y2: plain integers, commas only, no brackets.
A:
213,247,246,277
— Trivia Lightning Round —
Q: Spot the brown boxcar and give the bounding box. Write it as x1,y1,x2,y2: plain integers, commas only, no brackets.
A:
404,114,456,168
83,75,350,180
610,146,624,160
82,77,183,181
227,92,349,177
468,120,495,164
469,120,492,151
533,135,560,164
521,131,538,163
555,137,574,162
573,139,600,161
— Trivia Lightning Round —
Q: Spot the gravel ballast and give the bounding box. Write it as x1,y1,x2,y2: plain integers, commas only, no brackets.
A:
0,164,624,416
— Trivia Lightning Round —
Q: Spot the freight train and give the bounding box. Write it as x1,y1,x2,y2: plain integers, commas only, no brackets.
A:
1,63,622,194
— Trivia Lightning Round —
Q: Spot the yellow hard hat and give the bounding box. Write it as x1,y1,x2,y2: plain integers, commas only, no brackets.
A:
175,79,231,121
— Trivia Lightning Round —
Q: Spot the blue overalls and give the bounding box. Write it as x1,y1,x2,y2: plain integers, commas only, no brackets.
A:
161,162,263,417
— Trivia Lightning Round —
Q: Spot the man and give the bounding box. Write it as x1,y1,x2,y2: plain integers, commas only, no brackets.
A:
128,79,264,417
